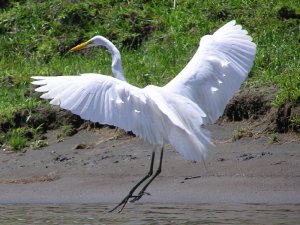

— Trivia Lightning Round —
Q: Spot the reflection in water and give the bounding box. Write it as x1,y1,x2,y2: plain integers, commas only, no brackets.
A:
0,203,299,225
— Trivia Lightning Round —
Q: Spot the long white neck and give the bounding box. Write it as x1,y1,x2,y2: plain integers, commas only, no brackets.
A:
95,36,126,82
109,47,126,82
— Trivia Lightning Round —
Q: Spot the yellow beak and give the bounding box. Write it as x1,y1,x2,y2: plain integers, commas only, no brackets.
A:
67,40,91,53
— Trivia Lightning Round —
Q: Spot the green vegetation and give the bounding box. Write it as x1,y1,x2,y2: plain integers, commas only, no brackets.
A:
291,116,300,133
30,139,49,150
269,133,279,144
7,128,28,150
0,0,299,150
232,126,253,141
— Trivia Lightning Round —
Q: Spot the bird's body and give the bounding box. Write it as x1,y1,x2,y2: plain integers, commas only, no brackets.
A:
32,20,256,212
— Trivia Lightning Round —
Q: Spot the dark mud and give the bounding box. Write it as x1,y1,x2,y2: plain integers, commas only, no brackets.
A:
277,6,300,20
222,87,300,134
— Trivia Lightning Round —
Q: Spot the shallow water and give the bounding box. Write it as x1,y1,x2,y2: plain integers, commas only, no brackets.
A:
0,203,299,225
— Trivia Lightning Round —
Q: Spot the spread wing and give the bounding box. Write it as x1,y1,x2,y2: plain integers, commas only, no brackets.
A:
164,20,256,123
32,74,159,143
32,74,210,160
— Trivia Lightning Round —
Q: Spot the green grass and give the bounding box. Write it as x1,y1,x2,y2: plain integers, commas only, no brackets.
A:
232,126,253,141
7,128,28,150
0,0,299,149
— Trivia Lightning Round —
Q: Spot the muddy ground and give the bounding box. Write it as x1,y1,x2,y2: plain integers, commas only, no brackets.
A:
0,122,299,205
0,87,299,206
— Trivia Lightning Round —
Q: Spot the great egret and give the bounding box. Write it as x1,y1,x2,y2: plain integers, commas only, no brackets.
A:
32,20,256,212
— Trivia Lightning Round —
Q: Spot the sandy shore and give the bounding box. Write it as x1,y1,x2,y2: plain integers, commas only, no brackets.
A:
0,123,299,205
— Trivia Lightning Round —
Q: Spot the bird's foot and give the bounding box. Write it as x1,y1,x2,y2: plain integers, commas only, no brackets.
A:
109,191,151,212
109,195,132,213
130,191,151,203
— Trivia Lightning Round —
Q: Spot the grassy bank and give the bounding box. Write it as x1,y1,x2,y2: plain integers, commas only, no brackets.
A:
0,0,299,150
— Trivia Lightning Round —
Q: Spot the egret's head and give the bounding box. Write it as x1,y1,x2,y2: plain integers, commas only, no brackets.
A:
68,36,108,53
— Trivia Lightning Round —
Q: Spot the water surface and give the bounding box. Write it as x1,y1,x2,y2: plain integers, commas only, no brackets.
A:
1,203,299,224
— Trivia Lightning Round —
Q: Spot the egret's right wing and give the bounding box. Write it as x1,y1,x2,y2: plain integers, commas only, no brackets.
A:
165,20,256,124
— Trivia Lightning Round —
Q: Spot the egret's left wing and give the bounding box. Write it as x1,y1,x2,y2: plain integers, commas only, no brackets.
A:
32,74,210,161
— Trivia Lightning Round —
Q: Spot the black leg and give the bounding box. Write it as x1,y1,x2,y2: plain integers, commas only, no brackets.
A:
130,147,164,203
109,150,156,213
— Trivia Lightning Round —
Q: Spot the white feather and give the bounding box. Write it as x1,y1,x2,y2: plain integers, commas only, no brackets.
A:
165,20,256,123
32,20,256,161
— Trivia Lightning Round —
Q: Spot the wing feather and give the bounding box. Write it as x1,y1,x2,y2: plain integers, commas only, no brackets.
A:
32,20,255,161
164,20,256,123
33,74,156,139
32,74,210,160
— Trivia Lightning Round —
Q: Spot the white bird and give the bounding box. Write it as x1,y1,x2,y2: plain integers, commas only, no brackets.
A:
32,20,256,212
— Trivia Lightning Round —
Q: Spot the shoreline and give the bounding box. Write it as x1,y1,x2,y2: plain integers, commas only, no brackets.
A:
0,123,299,205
